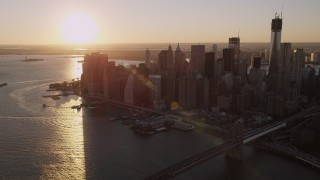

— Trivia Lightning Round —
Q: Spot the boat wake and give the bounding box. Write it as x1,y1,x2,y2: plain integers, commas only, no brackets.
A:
10,79,60,85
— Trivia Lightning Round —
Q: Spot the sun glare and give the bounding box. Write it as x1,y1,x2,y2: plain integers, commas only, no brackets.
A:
61,13,98,44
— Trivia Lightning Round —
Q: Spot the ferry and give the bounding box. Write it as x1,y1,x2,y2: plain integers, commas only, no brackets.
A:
132,116,171,135
24,56,44,62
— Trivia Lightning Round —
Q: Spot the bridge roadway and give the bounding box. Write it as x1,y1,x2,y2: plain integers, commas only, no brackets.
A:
145,121,287,180
243,121,286,144
144,140,238,180
260,142,320,169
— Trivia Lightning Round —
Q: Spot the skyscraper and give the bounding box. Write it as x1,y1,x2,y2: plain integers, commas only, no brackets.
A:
175,43,186,77
251,56,262,69
145,48,151,68
158,50,168,72
81,53,108,95
158,45,174,73
277,43,291,95
228,37,241,75
268,14,282,91
191,45,205,75
228,37,240,60
212,44,218,53
205,52,215,79
292,49,304,82
167,45,174,70
223,48,235,73
294,48,305,68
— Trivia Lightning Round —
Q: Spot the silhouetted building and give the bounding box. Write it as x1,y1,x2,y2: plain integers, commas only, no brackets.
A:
268,14,282,91
212,44,218,53
158,45,174,73
221,72,234,92
236,92,250,113
205,52,215,79
214,59,224,80
149,75,161,108
217,95,232,110
267,94,284,116
291,49,303,89
178,77,197,110
191,45,206,75
161,73,175,108
229,37,240,61
175,43,186,78
167,45,174,71
252,56,262,69
135,63,150,105
104,64,129,101
223,48,235,73
158,50,168,72
123,64,150,106
81,53,108,95
229,37,241,75
145,48,151,68
238,62,248,83
124,73,135,104
277,43,291,95
301,65,317,98
249,69,266,85
208,79,219,107
197,79,209,108
294,48,305,68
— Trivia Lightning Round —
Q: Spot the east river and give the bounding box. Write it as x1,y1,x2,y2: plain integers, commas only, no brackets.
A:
0,55,319,179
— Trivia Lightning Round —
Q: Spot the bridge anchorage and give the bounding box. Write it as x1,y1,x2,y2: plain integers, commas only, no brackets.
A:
226,122,244,161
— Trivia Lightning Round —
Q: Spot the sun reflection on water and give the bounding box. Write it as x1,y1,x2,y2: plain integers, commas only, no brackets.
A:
70,57,83,79
40,97,86,179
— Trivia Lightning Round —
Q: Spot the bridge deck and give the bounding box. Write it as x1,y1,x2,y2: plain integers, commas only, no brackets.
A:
260,142,320,169
145,140,237,180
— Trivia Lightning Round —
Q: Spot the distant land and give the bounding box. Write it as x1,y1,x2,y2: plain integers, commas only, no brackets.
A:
1,43,320,61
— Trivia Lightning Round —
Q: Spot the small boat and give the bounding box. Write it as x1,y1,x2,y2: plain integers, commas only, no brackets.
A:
24,56,44,62
108,117,119,121
71,105,81,109
0,83,8,87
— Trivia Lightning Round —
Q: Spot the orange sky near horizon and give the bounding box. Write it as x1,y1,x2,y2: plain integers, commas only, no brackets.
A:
0,0,320,44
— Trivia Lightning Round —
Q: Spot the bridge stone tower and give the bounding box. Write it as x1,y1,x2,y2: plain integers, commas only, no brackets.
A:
226,122,243,160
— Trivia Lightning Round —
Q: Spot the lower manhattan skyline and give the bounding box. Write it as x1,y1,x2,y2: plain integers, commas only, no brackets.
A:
1,0,320,44
1,0,320,180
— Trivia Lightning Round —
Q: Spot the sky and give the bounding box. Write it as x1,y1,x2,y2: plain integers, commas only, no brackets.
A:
0,0,319,44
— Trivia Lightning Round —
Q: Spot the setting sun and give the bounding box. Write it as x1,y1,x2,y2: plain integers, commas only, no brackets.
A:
61,13,98,44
